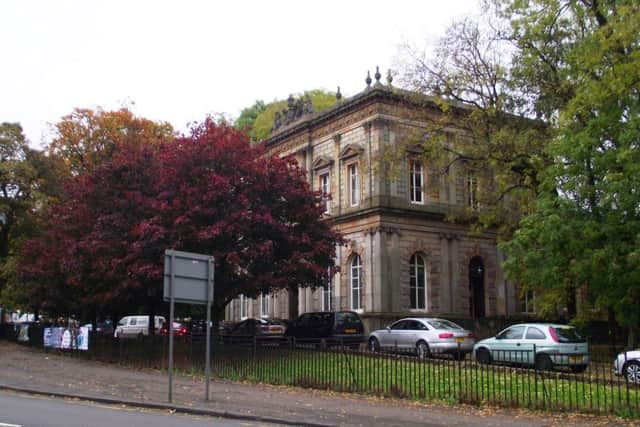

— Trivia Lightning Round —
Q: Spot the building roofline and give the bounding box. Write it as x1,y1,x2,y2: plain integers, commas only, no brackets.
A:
261,85,445,147
261,85,545,148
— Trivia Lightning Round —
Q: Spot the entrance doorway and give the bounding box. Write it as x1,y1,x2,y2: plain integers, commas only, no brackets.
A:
469,256,485,318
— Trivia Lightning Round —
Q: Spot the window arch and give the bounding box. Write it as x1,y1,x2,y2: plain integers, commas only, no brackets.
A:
350,254,363,311
409,253,427,310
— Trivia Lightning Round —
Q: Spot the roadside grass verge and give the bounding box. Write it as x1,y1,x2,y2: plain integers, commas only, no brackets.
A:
206,344,640,416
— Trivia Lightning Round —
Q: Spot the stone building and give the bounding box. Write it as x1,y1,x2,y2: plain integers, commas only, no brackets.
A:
225,70,522,331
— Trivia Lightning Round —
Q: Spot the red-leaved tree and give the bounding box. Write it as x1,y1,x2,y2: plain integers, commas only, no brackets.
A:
19,119,342,322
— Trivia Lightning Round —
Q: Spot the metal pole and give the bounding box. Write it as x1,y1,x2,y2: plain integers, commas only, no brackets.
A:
205,256,213,401
168,253,175,403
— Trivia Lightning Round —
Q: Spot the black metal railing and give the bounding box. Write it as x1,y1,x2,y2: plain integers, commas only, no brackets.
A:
2,326,639,417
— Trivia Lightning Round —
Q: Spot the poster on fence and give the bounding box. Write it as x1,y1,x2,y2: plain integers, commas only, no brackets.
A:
17,324,29,342
43,327,89,351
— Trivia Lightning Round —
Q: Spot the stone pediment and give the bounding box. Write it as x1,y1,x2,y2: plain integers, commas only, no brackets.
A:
312,156,334,170
339,144,364,160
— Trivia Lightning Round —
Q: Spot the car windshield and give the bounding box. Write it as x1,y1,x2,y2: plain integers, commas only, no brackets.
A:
427,320,463,330
335,312,361,327
552,327,586,343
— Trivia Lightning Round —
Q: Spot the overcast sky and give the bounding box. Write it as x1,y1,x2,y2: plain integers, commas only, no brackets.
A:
1,1,479,148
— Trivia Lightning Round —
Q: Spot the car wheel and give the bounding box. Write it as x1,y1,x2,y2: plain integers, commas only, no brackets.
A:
535,354,554,371
475,348,492,365
571,364,588,374
624,360,640,384
416,341,431,360
368,337,380,353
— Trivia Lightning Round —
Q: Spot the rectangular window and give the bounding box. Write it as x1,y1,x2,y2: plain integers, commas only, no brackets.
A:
322,283,332,311
348,163,359,207
239,295,248,319
410,161,424,204
467,174,479,209
523,290,536,314
319,173,330,213
260,294,269,318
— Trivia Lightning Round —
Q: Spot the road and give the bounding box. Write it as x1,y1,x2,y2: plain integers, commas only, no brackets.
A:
0,390,281,427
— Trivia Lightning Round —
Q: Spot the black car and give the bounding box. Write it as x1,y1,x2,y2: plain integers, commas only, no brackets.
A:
187,320,208,341
285,311,364,348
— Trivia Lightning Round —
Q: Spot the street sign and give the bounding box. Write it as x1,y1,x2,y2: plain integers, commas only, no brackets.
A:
163,249,214,403
163,250,213,305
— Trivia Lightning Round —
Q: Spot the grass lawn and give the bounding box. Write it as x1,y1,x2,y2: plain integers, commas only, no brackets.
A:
207,345,640,416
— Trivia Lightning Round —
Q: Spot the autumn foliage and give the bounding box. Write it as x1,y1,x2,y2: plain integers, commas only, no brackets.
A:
19,119,342,317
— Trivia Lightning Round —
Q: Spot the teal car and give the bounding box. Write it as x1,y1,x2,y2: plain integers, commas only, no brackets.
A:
473,323,589,373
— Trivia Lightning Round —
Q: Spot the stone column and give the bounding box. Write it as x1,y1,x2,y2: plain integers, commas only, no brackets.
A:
332,249,341,311
439,233,451,314
451,236,461,315
333,135,342,215
389,230,401,313
368,227,385,313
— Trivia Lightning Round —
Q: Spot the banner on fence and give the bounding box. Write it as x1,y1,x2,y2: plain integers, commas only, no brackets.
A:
17,324,30,342
43,327,89,351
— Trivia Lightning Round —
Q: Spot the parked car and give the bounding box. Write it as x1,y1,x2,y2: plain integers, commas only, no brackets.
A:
81,320,114,336
187,319,208,340
160,321,189,338
217,320,235,335
368,317,475,360
114,315,165,338
473,323,589,372
222,318,287,344
285,311,364,348
614,350,640,384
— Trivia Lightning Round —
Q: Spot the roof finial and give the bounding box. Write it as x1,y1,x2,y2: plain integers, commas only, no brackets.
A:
365,70,372,88
336,86,342,101
386,69,393,86
374,66,381,85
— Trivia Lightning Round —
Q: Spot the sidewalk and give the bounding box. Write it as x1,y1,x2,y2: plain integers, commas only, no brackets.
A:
0,342,634,426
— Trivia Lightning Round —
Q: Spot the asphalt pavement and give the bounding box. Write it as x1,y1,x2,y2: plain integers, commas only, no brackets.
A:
0,342,635,427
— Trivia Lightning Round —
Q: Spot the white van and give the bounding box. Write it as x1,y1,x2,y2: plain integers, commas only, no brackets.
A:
114,315,165,338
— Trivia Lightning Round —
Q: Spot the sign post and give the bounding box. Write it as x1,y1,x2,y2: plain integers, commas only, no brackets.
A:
163,249,215,403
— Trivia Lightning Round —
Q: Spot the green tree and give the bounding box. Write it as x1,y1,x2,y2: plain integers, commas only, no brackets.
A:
0,123,66,310
498,1,640,343
234,100,266,141
394,17,550,238
250,90,338,142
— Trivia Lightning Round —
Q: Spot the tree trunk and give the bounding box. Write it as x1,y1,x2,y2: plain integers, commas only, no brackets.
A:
288,285,299,320
607,307,617,348
149,298,156,336
628,326,637,349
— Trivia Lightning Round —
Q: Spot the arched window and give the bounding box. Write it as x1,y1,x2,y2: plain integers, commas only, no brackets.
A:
409,254,427,310
350,254,363,310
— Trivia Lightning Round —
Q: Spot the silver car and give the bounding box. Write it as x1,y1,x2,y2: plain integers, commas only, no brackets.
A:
368,317,475,360
473,323,589,372
614,350,640,383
